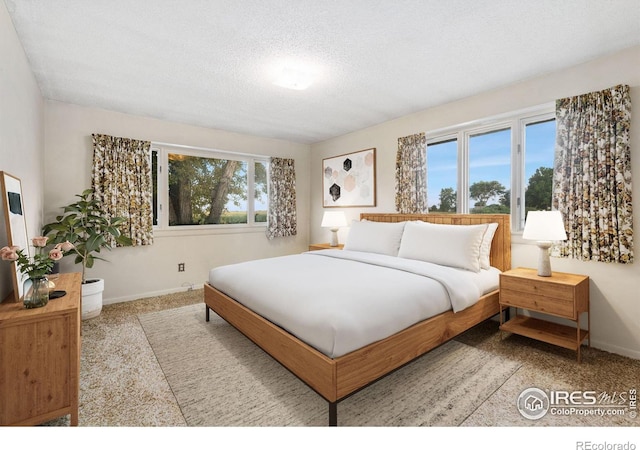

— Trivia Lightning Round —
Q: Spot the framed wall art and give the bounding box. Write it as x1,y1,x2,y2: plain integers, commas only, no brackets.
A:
0,172,30,302
322,148,376,208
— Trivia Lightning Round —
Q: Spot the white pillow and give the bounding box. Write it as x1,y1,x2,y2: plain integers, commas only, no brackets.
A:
343,220,406,256
397,221,487,272
480,223,499,270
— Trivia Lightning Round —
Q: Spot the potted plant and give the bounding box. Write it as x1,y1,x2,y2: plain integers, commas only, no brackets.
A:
42,189,132,319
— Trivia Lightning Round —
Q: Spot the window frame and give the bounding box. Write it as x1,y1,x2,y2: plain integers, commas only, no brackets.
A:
426,103,555,232
151,143,269,235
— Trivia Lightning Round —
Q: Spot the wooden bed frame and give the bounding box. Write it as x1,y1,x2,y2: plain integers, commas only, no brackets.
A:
204,213,511,425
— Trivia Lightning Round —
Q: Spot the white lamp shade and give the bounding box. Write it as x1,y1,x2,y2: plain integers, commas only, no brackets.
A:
523,211,567,241
523,211,567,277
321,211,348,228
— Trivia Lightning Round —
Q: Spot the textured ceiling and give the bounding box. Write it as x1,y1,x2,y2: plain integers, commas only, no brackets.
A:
5,0,640,144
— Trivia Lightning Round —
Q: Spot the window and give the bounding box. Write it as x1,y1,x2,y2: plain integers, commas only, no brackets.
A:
426,106,555,231
152,145,268,229
523,118,555,214
427,138,457,212
468,127,511,214
253,160,268,223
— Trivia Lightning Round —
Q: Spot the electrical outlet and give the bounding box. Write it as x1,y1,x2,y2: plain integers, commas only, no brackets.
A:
178,262,185,272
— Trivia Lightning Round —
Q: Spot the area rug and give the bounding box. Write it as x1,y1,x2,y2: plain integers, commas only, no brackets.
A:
138,304,521,426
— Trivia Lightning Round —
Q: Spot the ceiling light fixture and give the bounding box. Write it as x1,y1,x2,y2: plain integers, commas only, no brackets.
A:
273,66,314,90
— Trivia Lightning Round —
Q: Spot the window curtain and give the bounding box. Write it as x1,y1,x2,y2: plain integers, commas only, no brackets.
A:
266,157,297,239
91,133,154,246
552,84,633,263
395,132,428,213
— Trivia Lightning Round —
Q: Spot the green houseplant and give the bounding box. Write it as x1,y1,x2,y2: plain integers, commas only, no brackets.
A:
42,189,132,318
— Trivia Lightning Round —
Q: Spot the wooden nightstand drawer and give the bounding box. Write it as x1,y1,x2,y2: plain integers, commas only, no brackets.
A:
500,275,574,301
500,288,575,318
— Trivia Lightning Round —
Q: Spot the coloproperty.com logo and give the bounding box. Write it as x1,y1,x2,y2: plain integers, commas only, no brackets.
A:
517,387,637,420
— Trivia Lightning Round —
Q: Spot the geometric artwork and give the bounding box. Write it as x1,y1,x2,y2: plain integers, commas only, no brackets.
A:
322,148,376,207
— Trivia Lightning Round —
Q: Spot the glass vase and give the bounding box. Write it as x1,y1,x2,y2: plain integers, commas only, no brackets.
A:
23,276,50,309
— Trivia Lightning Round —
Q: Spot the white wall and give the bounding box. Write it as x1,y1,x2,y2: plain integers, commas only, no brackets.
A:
0,1,45,301
43,101,311,303
310,46,640,359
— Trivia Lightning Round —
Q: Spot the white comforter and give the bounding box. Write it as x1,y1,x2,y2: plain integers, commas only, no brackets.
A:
208,250,500,358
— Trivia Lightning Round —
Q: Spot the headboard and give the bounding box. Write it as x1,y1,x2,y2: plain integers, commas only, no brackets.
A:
360,213,512,272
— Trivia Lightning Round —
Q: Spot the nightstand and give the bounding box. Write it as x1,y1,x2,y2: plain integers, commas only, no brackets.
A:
499,267,590,362
308,243,344,251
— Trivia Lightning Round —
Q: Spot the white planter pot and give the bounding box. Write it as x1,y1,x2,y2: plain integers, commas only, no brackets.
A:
81,278,104,320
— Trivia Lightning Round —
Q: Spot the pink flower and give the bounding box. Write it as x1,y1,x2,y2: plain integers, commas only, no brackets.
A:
55,241,75,252
48,248,63,261
0,246,20,261
32,236,49,247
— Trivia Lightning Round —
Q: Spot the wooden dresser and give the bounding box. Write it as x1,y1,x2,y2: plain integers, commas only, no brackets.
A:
0,272,81,426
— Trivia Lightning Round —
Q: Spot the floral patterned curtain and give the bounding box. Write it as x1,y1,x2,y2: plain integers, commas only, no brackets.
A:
92,134,153,246
266,157,297,239
552,84,632,263
395,132,428,213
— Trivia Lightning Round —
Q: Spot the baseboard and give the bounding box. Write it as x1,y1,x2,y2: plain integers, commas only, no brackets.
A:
589,339,640,361
103,283,204,305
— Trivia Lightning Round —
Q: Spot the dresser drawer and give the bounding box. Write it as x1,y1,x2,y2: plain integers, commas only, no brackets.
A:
500,288,575,318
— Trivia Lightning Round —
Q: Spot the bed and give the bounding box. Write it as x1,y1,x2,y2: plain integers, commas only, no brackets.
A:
204,213,511,425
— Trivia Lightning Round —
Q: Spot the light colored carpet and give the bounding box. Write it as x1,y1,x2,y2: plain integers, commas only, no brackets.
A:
138,303,522,426
39,288,640,430
41,290,201,427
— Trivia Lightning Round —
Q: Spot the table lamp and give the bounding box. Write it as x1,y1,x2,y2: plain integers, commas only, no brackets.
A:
321,211,347,247
522,210,568,277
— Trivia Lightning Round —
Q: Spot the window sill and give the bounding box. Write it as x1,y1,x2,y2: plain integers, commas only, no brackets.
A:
153,224,267,238
511,232,542,246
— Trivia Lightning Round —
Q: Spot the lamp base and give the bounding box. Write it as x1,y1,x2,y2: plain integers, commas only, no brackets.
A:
536,241,553,277
329,229,339,247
